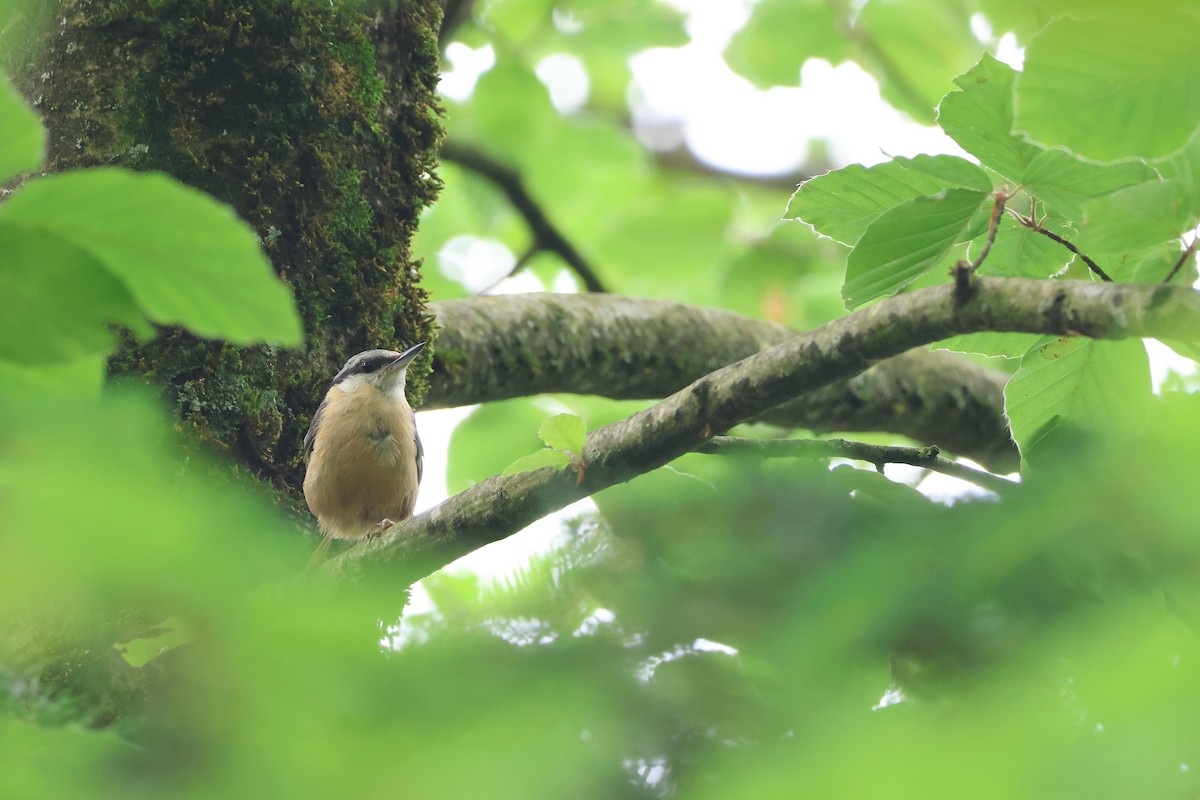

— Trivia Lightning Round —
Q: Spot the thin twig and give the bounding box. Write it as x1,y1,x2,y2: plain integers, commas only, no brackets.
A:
478,245,538,295
1035,228,1112,281
697,436,1016,495
440,139,608,293
1165,237,1198,284
1013,212,1113,282
967,192,1008,273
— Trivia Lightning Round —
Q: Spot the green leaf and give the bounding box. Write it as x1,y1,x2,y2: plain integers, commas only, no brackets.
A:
788,155,990,246
1079,180,1195,255
938,54,1158,221
1160,338,1200,366
0,225,153,363
501,448,574,476
724,0,846,88
412,162,526,265
0,389,293,658
447,398,548,493
548,395,653,433
976,0,1127,39
843,189,986,308
1158,127,1200,216
114,617,197,668
1019,149,1157,222
1015,7,1200,160
933,331,1042,360
1005,336,1151,460
1112,243,1193,285
0,71,43,182
828,464,931,508
0,168,302,346
937,54,1039,182
967,215,1070,278
0,355,105,402
525,250,572,291
539,413,586,454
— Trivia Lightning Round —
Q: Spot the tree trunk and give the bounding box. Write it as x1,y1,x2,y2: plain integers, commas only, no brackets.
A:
8,0,443,490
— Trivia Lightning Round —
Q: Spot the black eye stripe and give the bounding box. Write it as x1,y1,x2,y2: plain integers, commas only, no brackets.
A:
345,357,391,378
331,349,403,385
360,358,389,374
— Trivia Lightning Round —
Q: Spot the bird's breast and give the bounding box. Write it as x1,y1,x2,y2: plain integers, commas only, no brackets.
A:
303,385,419,538
364,412,411,468
319,392,417,471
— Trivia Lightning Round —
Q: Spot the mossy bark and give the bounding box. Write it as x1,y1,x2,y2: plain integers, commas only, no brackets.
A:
8,0,442,492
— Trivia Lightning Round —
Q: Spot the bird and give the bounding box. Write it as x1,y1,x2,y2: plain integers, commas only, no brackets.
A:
302,343,425,555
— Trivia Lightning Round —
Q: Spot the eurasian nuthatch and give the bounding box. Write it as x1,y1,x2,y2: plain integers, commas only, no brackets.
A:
303,343,425,544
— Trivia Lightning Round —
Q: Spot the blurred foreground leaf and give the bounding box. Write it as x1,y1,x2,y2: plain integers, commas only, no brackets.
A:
0,70,43,182
0,169,302,346
0,226,152,364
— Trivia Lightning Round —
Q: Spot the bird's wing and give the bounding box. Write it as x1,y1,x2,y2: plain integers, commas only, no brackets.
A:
414,418,424,486
303,395,329,463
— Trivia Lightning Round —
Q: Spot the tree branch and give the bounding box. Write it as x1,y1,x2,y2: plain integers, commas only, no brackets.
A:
697,436,1015,495
966,192,1007,274
330,278,1200,585
1165,237,1198,284
439,139,609,292
425,294,1018,471
1013,210,1113,282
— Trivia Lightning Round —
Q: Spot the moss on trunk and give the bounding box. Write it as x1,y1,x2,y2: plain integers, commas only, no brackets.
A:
10,0,442,491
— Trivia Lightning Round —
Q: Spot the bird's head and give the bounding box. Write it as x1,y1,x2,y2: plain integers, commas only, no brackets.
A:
330,342,425,394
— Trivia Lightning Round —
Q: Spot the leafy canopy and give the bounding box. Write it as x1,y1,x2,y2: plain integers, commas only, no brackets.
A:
786,41,1198,464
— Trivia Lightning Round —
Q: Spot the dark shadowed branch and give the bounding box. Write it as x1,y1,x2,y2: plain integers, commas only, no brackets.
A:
1165,238,1198,284
1013,208,1113,282
439,139,609,292
697,436,1016,495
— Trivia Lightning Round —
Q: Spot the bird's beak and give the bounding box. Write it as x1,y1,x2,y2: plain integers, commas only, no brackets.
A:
385,341,425,372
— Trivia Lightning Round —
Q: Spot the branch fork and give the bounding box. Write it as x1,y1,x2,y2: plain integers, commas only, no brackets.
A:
325,278,1200,586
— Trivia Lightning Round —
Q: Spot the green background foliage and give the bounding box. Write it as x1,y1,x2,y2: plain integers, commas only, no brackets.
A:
3,0,1200,798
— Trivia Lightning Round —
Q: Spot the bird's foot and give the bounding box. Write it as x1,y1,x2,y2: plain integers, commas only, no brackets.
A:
366,519,397,541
